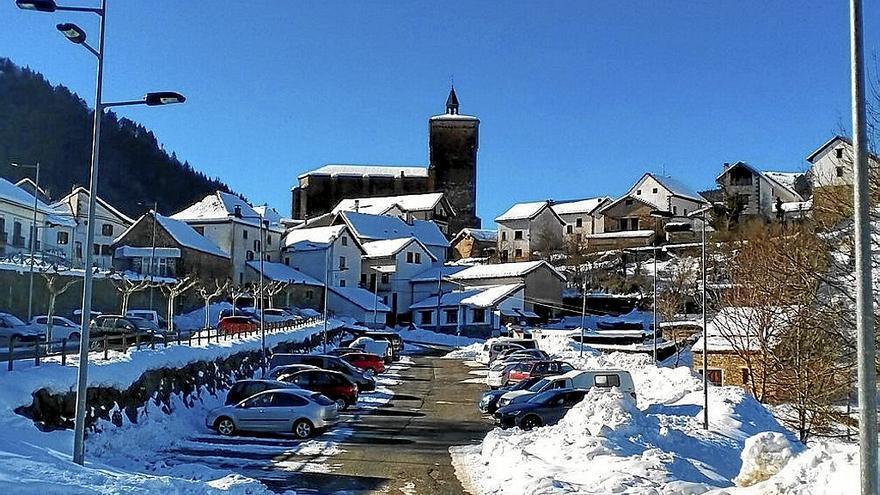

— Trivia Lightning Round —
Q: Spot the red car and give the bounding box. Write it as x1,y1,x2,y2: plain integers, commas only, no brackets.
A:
507,360,576,384
218,316,256,335
341,352,386,375
280,369,359,410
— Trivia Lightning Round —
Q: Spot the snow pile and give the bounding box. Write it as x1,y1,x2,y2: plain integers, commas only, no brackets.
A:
444,342,484,360
710,441,857,495
173,301,234,331
733,432,798,487
396,327,483,348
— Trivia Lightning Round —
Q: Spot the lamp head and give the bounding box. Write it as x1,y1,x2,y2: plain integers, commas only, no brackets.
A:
16,0,57,12
56,23,87,44
144,91,186,106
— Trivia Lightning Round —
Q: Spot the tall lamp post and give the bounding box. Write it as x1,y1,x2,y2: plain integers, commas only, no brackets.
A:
322,234,338,353
10,161,41,321
650,207,713,430
16,0,186,466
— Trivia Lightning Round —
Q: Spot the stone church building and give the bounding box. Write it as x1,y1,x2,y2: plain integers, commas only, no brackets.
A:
291,88,481,234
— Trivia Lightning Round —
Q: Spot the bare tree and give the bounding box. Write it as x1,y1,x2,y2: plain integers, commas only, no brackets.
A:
110,275,154,315
656,254,699,366
531,224,564,262
254,280,288,309
160,275,198,334
195,279,230,329
40,264,81,342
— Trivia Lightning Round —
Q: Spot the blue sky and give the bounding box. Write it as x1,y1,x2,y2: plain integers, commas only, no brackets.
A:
1,1,877,224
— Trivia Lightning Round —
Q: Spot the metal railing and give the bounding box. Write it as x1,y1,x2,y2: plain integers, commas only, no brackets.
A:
3,316,322,371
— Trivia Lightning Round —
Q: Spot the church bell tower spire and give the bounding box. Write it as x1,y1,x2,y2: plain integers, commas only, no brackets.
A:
445,86,459,115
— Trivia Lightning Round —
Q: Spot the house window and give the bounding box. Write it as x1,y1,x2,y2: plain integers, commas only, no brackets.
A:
472,308,486,323
101,224,113,236
576,233,582,243
701,369,723,386
836,166,844,178
284,257,290,266
194,226,205,235
360,273,367,286
306,289,314,300
636,189,642,195
339,256,346,270
684,209,688,215
93,243,100,255
619,218,639,231
741,368,750,386
339,279,346,287
246,250,254,261
420,311,432,325
75,241,83,259
514,248,523,258
625,199,633,206
414,252,421,264
101,245,111,256
242,230,248,240
836,148,844,159
406,252,414,263
254,240,261,252
266,235,272,246
381,273,389,284
576,218,582,228
445,309,458,324
566,225,573,234
501,251,509,262
673,206,678,215
13,221,22,247
514,230,523,240
56,231,69,245
652,188,658,194
341,236,348,246
501,231,507,241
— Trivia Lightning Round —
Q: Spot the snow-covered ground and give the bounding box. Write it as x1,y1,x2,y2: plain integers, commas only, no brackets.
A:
0,318,379,494
448,331,858,495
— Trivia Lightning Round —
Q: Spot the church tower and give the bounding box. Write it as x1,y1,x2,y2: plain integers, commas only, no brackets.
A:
428,87,481,233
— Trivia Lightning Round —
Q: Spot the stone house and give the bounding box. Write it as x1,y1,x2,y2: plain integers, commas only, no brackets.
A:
51,186,134,269
0,178,76,262
449,228,497,260
587,195,657,251
171,191,285,286
551,196,612,247
495,201,565,262
112,212,231,282
715,162,805,219
409,283,525,337
330,192,456,236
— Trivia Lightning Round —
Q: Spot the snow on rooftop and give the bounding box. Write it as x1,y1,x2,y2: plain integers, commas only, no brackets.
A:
411,264,468,282
694,306,795,352
429,113,479,121
650,174,705,203
331,192,445,216
340,211,449,248
155,214,230,259
329,286,391,312
410,283,522,310
449,260,564,281
246,261,323,285
763,171,803,198
171,191,280,229
456,228,497,243
362,237,417,258
551,197,612,216
282,224,347,249
495,201,550,222
0,178,74,226
299,164,428,180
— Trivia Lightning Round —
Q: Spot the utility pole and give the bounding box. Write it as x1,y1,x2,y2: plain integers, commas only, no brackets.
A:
579,280,586,358
148,201,157,311
436,268,442,331
850,0,878,492
652,244,658,363
701,212,708,430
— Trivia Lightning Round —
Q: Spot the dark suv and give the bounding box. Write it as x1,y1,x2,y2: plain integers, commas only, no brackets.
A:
270,354,376,391
89,315,164,349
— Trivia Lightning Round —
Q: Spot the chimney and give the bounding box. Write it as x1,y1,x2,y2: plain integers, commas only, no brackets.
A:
722,162,730,170
354,199,360,213
233,205,242,218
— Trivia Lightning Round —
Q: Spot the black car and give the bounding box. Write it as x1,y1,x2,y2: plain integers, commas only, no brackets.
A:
225,379,302,406
478,376,543,414
270,354,376,391
89,315,164,350
494,388,588,430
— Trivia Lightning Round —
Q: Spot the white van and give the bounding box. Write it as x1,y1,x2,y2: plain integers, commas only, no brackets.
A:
496,369,635,409
477,337,539,365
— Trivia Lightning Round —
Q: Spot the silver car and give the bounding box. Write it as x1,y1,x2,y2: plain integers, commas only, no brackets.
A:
206,389,339,439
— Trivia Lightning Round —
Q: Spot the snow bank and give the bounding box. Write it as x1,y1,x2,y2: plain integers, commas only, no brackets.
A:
444,342,484,360
174,301,233,330
396,327,483,347
733,432,798,486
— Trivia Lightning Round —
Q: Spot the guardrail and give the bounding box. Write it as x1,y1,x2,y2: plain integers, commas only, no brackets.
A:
3,316,323,371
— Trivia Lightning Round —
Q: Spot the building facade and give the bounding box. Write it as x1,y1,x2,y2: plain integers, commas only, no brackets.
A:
495,201,565,262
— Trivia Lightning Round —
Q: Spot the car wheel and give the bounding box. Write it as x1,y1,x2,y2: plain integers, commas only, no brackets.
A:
215,417,236,436
335,398,348,411
292,419,314,439
520,415,542,431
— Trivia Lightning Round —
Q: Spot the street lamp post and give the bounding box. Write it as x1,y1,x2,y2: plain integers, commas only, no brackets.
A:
322,235,337,353
579,280,586,358
652,243,658,363
17,0,186,466
10,161,41,321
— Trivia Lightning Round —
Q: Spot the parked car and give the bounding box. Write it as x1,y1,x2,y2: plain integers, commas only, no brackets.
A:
477,337,539,365
31,315,80,341
270,354,376,391
506,360,576,385
261,308,301,323
340,352,386,375
346,330,403,361
267,364,320,380
494,388,588,430
88,315,165,349
349,337,391,363
499,348,550,362
126,309,168,329
326,348,361,357
225,379,303,406
207,388,339,438
71,309,102,325
218,308,258,320
218,316,257,335
479,376,544,414
486,360,533,389
0,312,44,343
279,369,358,410
497,369,636,409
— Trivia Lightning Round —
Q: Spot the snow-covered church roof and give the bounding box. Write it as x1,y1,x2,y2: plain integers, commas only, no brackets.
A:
298,164,428,180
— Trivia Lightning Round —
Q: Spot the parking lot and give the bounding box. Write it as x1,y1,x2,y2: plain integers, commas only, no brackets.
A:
164,353,492,494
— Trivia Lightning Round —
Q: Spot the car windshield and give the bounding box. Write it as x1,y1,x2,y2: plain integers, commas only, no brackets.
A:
528,378,551,392
2,315,25,326
530,390,561,404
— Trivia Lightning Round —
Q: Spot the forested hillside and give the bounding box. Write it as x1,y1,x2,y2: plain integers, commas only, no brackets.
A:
0,57,232,216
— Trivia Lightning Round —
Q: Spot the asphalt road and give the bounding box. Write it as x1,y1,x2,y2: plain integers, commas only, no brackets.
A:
169,354,493,494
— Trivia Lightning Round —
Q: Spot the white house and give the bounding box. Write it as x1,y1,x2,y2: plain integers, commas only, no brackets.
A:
282,224,364,290
360,237,438,321
409,283,525,336
551,196,612,245
715,162,804,219
333,210,449,263
50,186,133,268
807,135,880,189
624,173,707,218
0,178,76,263
495,200,565,262
327,286,391,326
331,192,456,235
171,191,285,285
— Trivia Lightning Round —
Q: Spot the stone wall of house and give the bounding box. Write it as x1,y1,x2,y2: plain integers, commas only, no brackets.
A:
693,350,774,400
